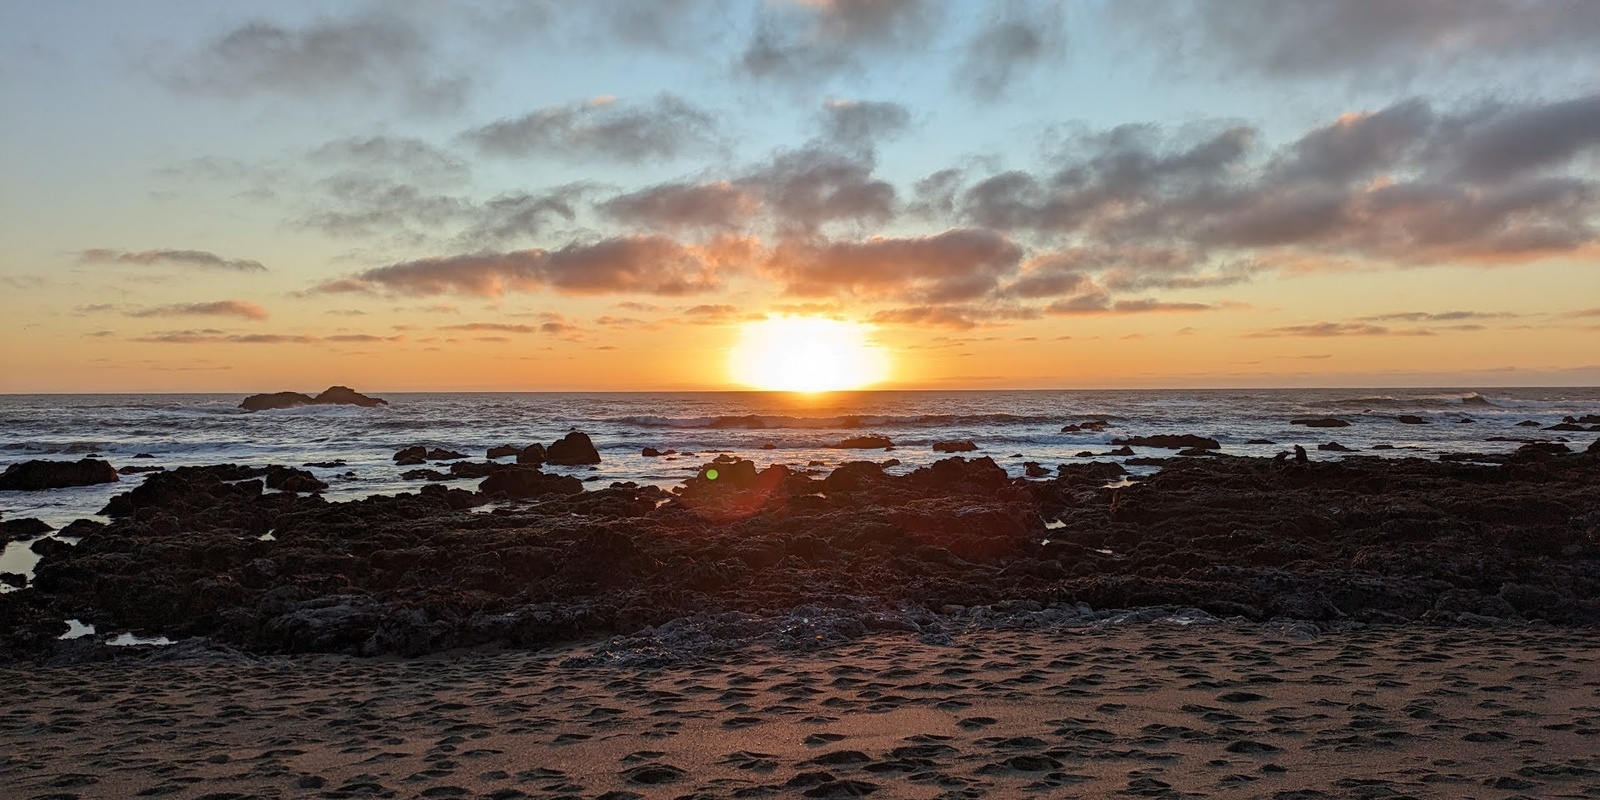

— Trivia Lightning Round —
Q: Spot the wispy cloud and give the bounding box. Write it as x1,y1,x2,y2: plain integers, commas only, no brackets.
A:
80,249,265,272
1245,322,1436,338
125,300,269,321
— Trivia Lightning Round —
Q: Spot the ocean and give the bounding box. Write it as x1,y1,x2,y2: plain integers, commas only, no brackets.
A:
3,387,1596,535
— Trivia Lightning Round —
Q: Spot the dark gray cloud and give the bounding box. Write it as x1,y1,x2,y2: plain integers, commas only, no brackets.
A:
329,235,724,297
1443,94,1600,182
743,147,896,233
79,248,266,272
739,0,935,81
462,94,717,163
125,300,269,321
767,228,1023,301
1121,0,1600,81
820,99,911,151
457,186,589,247
958,0,1067,100
165,8,476,114
309,136,470,185
598,181,758,232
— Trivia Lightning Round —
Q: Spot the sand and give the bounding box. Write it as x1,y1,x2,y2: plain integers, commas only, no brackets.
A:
3,623,1598,799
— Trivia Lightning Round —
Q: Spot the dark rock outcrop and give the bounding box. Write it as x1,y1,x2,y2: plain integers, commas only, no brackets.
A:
933,440,978,453
487,445,520,459
0,459,119,491
831,435,894,450
393,446,467,463
0,518,53,542
479,468,584,498
1396,415,1428,424
517,444,548,465
545,433,599,466
1110,435,1221,450
1291,418,1350,428
1317,441,1356,452
240,386,386,411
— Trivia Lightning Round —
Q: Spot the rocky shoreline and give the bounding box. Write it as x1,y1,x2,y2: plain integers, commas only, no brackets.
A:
2,439,1598,662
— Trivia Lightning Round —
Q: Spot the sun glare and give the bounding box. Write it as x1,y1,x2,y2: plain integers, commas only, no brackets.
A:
729,317,891,392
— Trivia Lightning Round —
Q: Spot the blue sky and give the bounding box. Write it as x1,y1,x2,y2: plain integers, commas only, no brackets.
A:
2,1,1598,391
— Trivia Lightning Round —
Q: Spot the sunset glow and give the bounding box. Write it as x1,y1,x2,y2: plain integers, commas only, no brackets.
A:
728,317,890,392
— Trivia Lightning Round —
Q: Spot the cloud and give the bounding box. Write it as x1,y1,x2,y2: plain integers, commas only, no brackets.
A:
1045,294,1218,315
743,147,896,233
80,248,266,272
1358,310,1514,322
1442,93,1600,182
309,135,470,185
328,235,726,297
1120,0,1600,81
294,175,466,241
599,181,759,232
462,94,717,162
767,228,1023,301
439,322,538,334
1245,322,1436,338
325,333,403,343
457,186,589,247
820,99,911,151
125,301,270,321
164,7,477,113
870,304,1041,329
739,0,936,81
133,329,318,344
958,0,1067,100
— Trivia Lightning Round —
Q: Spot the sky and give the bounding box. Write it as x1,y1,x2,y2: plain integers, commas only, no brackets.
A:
2,0,1598,392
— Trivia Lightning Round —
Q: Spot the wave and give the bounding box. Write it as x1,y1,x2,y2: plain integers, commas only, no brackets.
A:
608,413,1070,430
1303,391,1501,410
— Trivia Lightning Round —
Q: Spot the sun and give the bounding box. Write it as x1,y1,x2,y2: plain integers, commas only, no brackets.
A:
728,316,891,392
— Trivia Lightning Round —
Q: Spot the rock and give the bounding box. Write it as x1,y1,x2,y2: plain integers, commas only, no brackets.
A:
1516,420,1541,427
517,444,548,465
546,432,600,466
1396,415,1428,424
1111,434,1220,450
1317,441,1356,452
1458,417,1474,423
1108,446,1135,456
313,386,386,407
1023,462,1050,478
240,386,387,412
761,443,777,450
479,468,584,499
1293,445,1308,462
1372,444,1395,450
0,573,24,589
448,461,504,479
265,466,328,493
1291,418,1350,428
1545,423,1588,431
118,465,165,475
1125,456,1166,466
133,453,155,459
1176,447,1215,456
304,460,346,468
0,458,119,491
1589,437,1600,454
933,440,978,453
642,447,663,457
487,445,520,459
831,435,893,450
239,391,315,412
393,446,466,462
0,518,53,541
1571,414,1600,424
1061,420,1110,432
1246,439,1276,444
1510,442,1570,460
400,469,450,481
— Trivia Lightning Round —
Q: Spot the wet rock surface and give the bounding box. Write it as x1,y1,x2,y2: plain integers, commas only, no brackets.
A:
5,449,1599,660
0,458,119,491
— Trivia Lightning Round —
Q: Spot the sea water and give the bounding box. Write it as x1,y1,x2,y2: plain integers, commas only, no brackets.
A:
2,388,1596,532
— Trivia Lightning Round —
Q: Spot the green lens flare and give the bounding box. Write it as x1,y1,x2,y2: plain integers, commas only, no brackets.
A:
706,468,719,480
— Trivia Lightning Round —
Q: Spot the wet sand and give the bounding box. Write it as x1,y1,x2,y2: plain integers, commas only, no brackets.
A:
4,623,1598,799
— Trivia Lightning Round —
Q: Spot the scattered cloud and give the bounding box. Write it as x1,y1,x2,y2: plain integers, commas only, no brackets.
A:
767,228,1023,301
462,94,717,163
439,322,538,334
80,248,266,272
1245,322,1437,338
958,0,1067,100
132,329,317,344
324,235,728,297
125,300,269,321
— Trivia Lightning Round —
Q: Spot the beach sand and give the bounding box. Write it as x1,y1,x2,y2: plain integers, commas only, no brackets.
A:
3,623,1597,799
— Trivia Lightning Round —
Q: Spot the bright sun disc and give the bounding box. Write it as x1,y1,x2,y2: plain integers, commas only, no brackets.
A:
729,317,890,392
